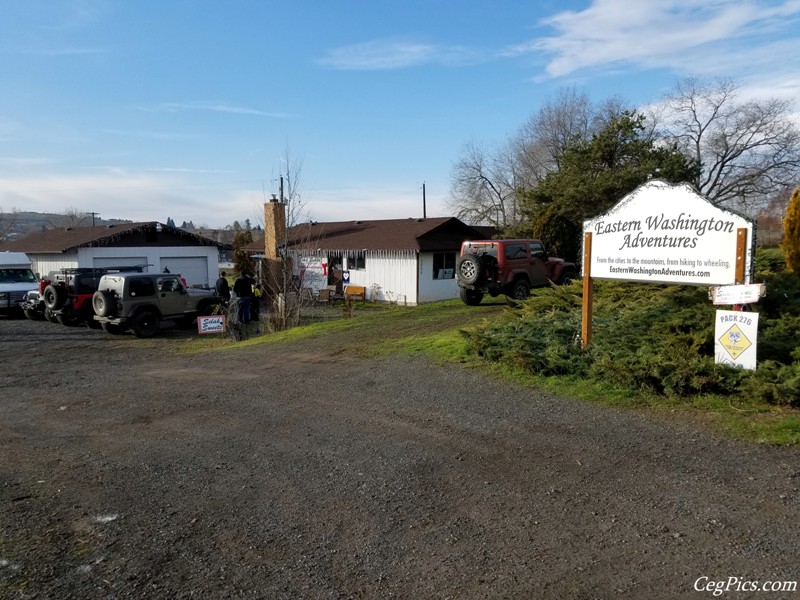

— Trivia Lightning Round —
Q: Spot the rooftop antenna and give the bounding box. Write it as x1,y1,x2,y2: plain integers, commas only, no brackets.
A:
422,182,427,219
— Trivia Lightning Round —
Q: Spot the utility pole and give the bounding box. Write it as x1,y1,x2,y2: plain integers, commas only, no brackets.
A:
89,212,100,226
422,182,427,219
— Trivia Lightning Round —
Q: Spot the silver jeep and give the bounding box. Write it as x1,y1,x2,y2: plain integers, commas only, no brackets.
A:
93,273,220,338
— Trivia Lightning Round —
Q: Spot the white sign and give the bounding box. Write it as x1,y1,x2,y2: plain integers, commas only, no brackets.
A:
583,181,754,285
709,284,765,306
197,315,226,334
714,310,758,370
297,257,328,293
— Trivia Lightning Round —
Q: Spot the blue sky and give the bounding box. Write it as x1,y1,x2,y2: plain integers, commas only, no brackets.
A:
1,0,798,228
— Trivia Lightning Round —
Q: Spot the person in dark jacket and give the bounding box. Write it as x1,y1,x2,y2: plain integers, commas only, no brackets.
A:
232,272,254,324
215,271,231,303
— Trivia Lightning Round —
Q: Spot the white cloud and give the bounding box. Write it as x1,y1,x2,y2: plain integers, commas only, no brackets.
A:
134,102,288,118
318,38,480,70
514,0,800,79
0,169,455,228
102,129,197,141
305,184,448,222
20,46,104,56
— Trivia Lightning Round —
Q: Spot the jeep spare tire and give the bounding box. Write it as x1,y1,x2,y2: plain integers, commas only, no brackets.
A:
456,254,483,285
92,290,116,317
43,285,65,310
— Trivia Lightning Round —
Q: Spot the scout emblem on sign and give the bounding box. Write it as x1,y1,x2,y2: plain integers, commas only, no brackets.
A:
718,323,752,360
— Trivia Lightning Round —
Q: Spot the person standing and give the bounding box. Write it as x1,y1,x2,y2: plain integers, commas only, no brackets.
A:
215,271,231,303
232,272,254,324
251,282,262,320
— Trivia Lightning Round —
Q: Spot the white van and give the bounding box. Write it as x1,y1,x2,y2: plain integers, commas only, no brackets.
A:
0,252,39,315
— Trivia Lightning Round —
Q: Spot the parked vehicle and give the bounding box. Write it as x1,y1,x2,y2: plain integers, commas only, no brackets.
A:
24,266,147,326
93,273,220,337
455,239,576,305
0,252,39,316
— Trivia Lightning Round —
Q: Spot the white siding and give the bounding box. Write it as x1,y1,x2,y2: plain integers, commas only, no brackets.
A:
293,250,419,304
77,247,219,287
159,257,210,287
30,253,79,279
346,251,418,304
417,252,460,302
93,256,149,269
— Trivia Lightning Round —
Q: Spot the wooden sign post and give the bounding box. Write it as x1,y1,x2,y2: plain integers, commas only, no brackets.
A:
581,232,593,349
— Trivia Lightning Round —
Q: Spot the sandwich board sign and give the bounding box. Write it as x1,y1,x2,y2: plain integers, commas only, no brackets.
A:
198,315,226,334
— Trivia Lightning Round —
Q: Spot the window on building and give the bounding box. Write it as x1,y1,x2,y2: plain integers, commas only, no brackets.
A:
346,253,366,270
433,252,455,279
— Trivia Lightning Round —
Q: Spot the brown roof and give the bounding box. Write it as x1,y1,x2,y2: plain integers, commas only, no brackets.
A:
278,217,483,253
0,222,223,253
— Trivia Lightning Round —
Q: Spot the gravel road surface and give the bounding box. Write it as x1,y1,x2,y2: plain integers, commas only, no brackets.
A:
1,317,798,599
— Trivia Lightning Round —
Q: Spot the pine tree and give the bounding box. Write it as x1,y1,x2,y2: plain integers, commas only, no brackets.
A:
781,188,800,272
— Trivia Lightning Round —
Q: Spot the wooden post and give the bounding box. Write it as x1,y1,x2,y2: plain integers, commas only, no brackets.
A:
732,227,748,311
735,228,747,284
581,232,593,349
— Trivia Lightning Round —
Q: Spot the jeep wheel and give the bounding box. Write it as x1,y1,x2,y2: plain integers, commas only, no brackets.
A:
558,270,575,285
92,290,117,317
23,308,44,321
56,311,81,327
44,308,59,323
43,285,65,310
510,278,531,301
456,254,483,285
131,309,159,338
101,322,127,335
459,287,484,306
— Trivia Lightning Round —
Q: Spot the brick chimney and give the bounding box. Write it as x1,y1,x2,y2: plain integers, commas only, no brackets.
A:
263,195,286,260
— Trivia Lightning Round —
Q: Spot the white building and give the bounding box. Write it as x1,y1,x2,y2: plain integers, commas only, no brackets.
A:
278,216,490,304
0,222,224,288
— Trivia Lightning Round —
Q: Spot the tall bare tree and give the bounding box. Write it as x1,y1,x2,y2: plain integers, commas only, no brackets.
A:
657,77,800,210
48,206,87,228
0,206,19,241
257,146,314,331
449,87,629,229
755,187,791,246
448,140,521,228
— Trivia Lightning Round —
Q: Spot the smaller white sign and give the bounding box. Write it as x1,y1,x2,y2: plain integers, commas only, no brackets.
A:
709,284,765,306
714,310,758,370
197,315,226,334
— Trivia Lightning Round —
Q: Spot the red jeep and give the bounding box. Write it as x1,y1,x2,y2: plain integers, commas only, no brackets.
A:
455,239,576,305
39,266,146,326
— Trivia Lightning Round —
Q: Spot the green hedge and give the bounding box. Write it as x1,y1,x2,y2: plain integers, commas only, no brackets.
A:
463,249,800,406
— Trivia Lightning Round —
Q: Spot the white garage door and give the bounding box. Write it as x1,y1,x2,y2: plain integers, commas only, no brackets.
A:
160,257,209,288
93,256,150,270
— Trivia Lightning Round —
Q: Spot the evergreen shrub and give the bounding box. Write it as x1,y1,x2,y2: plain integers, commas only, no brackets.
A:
463,267,799,406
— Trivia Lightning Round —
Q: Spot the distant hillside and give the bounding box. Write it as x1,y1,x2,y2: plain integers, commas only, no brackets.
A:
0,210,264,245
0,211,134,241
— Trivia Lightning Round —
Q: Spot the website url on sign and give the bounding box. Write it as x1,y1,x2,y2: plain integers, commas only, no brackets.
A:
608,266,711,278
695,576,797,596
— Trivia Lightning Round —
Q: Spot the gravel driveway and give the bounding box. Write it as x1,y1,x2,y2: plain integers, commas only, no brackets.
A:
1,317,798,599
